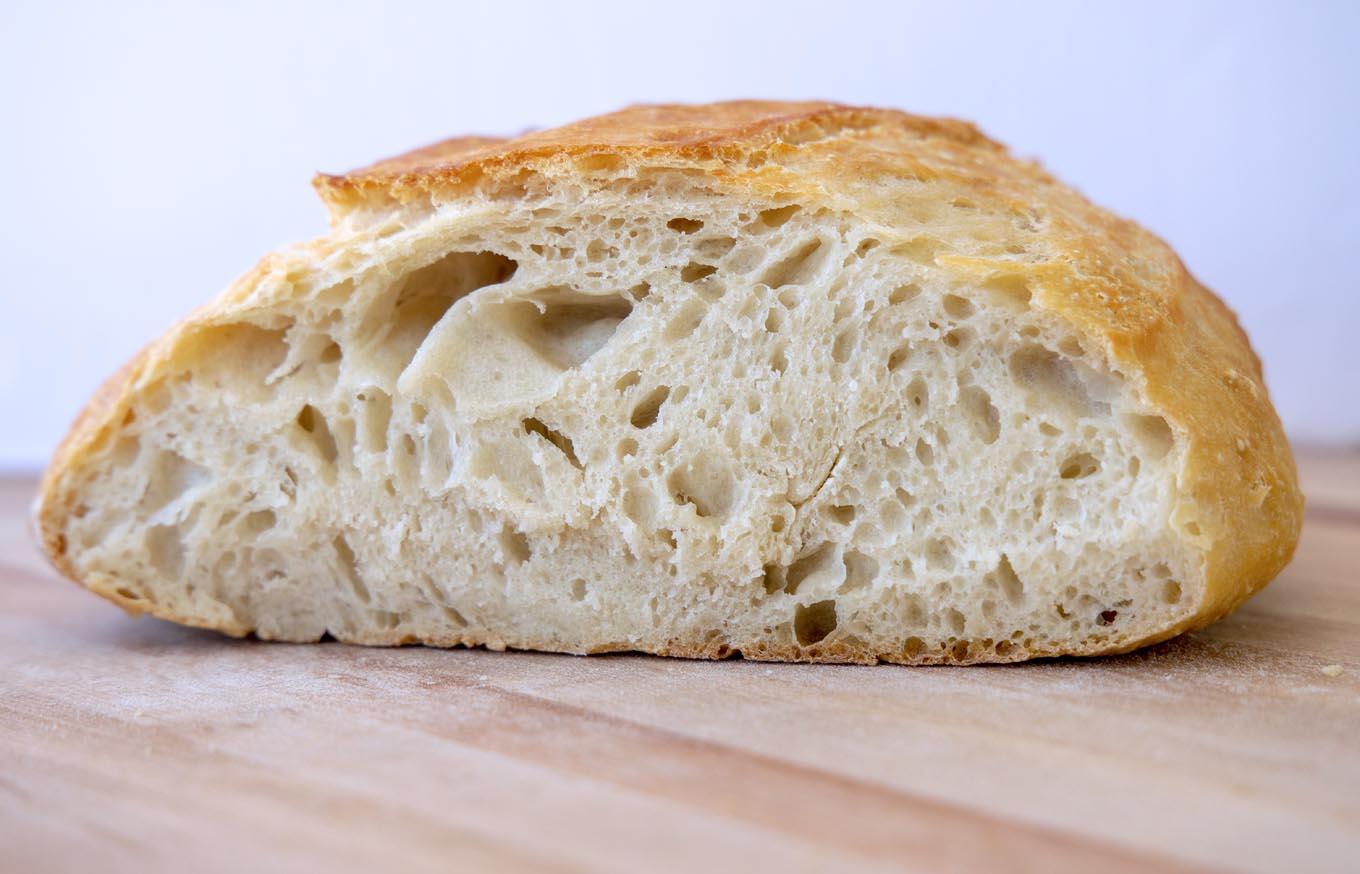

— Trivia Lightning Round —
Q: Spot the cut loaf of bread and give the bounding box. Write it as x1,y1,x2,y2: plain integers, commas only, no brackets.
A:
37,101,1302,663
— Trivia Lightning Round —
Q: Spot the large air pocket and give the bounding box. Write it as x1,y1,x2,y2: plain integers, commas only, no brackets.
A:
400,284,635,420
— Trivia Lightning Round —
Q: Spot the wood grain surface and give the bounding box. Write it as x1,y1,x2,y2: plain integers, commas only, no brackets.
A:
2,454,1357,873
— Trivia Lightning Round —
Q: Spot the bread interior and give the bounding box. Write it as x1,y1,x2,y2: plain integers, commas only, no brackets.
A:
57,176,1199,662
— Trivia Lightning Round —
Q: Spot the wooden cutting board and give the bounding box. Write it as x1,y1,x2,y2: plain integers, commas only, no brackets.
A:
2,453,1358,873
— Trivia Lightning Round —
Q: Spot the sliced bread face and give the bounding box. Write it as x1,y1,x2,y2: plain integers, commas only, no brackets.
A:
37,102,1302,663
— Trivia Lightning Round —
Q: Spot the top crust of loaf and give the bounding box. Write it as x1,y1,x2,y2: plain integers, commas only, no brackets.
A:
313,101,986,216
39,101,1302,648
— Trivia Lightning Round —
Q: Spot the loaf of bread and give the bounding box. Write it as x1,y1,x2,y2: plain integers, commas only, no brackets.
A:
36,101,1302,663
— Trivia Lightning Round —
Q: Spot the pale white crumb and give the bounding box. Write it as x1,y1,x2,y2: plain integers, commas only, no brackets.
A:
55,175,1200,663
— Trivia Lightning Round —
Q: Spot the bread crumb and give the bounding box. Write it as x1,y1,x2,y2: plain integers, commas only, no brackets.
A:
1321,664,1344,678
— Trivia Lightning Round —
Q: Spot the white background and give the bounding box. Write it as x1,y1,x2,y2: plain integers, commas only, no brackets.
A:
2,1,1357,470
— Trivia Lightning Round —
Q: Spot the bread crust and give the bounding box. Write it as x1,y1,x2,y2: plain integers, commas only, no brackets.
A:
38,101,1302,662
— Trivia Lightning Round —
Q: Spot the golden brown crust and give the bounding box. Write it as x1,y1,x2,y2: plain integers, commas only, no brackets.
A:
38,100,1302,661
312,101,997,217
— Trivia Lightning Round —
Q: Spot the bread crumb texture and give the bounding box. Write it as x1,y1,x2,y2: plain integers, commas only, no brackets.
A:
37,101,1302,663
1321,664,1344,678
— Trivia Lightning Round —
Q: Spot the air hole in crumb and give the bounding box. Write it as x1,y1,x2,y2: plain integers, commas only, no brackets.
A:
697,237,736,259
666,455,737,519
1009,344,1111,418
1126,414,1175,459
960,386,1000,444
795,600,838,645
667,217,704,234
925,537,954,570
914,438,934,466
1162,580,1183,604
139,450,209,515
617,437,638,458
296,405,339,465
621,487,656,528
942,294,975,319
763,306,786,334
842,551,878,591
513,288,634,371
439,602,468,627
762,564,786,595
770,346,789,374
770,415,794,442
832,331,855,364
358,389,392,453
906,378,929,411
681,262,717,283
615,370,641,391
193,322,291,388
1059,337,1085,357
630,386,670,428
887,344,912,372
989,554,1025,604
761,239,825,288
1059,453,1100,479
112,435,141,467
146,525,185,578
242,509,276,537
665,300,707,340
332,535,371,604
889,283,921,305
785,543,838,595
829,505,857,525
943,328,972,350
499,529,531,565
1098,610,1119,625
757,204,800,228
570,579,588,601
585,240,613,262
523,417,582,470
376,251,518,374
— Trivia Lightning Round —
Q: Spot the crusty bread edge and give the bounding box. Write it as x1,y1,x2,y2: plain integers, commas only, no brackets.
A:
35,101,1303,662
